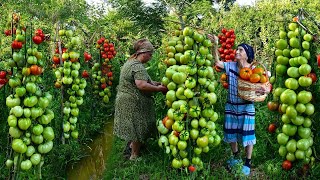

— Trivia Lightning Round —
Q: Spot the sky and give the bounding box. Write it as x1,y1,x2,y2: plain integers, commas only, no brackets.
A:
85,0,256,7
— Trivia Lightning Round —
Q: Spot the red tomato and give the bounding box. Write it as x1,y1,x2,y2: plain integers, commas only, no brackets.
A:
221,28,227,34
109,43,114,47
101,83,107,89
32,36,43,44
97,39,103,44
220,53,225,59
82,70,89,78
229,29,234,34
225,44,232,49
268,123,277,133
222,82,229,89
103,43,109,48
282,160,292,170
307,72,317,83
220,36,226,41
229,53,235,60
0,71,6,78
0,78,7,84
4,29,11,36
30,65,42,75
225,32,231,38
53,56,60,64
218,48,224,54
109,46,115,51
267,101,279,111
223,49,229,54
35,29,43,35
102,54,108,59
188,165,196,172
107,72,113,77
225,55,230,60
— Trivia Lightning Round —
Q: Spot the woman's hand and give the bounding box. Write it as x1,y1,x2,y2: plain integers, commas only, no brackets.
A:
157,85,168,94
207,34,218,45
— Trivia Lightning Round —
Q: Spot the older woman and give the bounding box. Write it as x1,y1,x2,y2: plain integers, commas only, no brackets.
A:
113,38,167,160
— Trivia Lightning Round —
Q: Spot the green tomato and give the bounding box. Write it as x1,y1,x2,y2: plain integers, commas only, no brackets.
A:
177,140,187,150
15,87,26,97
194,147,202,155
191,119,199,129
172,158,182,169
190,129,199,140
12,139,27,153
9,127,23,138
71,131,79,139
30,153,41,165
32,124,44,136
20,160,32,171
179,130,189,141
179,150,188,158
172,121,184,132
7,115,17,127
38,141,53,154
18,118,31,130
31,134,44,144
26,146,36,157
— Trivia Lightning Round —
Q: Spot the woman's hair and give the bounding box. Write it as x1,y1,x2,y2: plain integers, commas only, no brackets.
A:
238,43,254,63
129,38,154,60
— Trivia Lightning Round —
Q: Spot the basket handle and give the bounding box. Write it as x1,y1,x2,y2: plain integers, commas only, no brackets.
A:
249,61,269,81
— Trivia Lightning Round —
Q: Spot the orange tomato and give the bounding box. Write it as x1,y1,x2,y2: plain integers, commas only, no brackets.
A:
252,67,264,75
250,73,261,83
220,73,227,81
259,75,268,83
239,67,252,80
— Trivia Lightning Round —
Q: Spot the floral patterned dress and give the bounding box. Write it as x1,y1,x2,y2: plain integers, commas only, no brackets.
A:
113,59,156,142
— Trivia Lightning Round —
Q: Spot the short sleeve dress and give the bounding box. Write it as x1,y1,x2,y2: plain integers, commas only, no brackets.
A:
223,62,256,147
113,59,156,142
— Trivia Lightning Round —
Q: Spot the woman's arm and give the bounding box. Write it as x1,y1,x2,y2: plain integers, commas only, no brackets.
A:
150,81,161,86
135,79,167,93
208,34,224,69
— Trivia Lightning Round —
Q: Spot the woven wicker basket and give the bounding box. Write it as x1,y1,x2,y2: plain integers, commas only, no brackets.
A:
238,62,271,102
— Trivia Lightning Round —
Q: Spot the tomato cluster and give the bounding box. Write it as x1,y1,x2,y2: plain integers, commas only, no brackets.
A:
4,18,55,171
96,37,117,60
158,26,221,172
217,28,236,62
89,37,115,103
53,28,87,139
271,22,316,170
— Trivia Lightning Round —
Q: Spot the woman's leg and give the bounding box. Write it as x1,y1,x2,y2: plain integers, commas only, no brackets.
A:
130,141,142,159
231,142,238,153
245,145,253,159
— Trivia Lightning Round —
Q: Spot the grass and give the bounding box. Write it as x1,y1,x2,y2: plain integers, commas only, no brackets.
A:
102,95,320,179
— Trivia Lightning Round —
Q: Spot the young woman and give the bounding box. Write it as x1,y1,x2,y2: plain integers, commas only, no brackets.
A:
113,39,167,160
